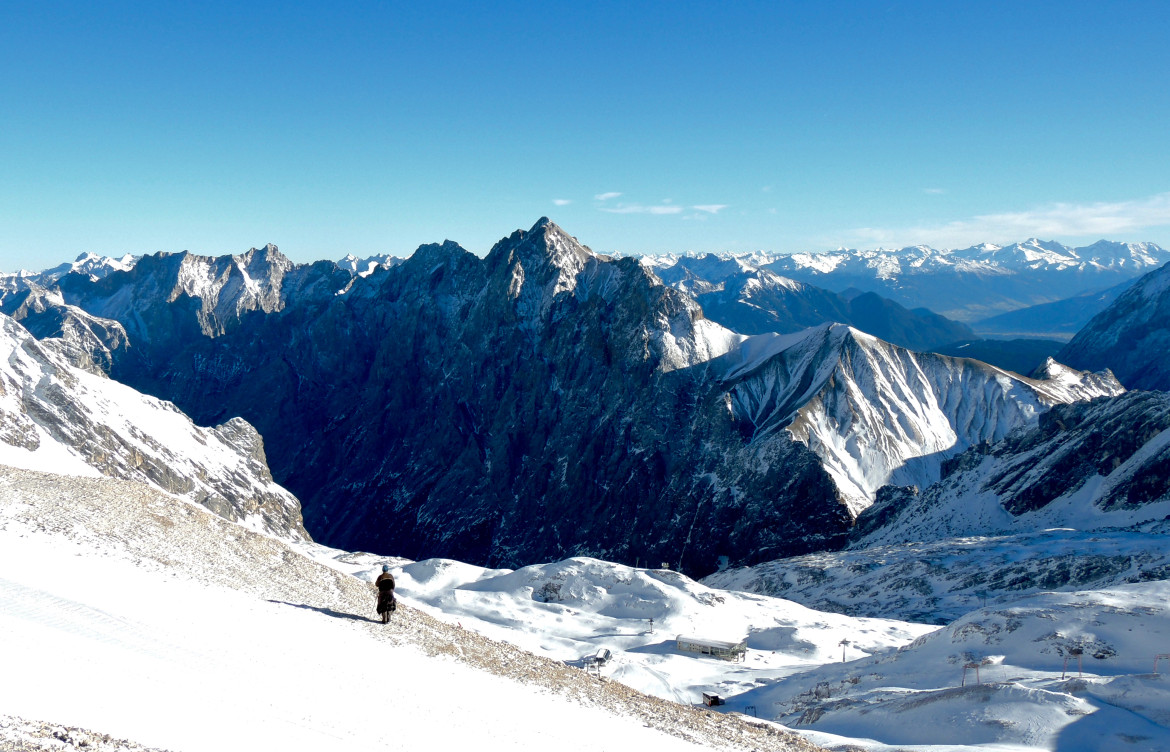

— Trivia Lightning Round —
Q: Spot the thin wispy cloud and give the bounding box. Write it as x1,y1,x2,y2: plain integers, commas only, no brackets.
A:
924,188,946,195
552,199,572,206
594,192,622,201
600,204,684,215
845,193,1170,248
692,204,728,214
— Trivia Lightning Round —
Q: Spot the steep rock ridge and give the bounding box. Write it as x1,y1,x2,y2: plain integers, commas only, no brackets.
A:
648,254,974,350
14,220,1126,576
717,325,1124,514
0,313,307,540
1058,260,1170,390
852,389,1170,548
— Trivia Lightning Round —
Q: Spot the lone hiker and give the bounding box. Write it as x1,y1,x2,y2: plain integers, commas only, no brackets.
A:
375,564,396,624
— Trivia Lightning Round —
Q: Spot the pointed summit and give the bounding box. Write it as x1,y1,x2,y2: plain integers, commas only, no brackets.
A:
485,218,597,321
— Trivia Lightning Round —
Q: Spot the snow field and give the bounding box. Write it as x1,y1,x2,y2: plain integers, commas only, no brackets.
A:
0,467,816,752
386,556,934,706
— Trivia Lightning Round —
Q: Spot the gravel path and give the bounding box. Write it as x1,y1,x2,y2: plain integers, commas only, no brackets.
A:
0,466,822,752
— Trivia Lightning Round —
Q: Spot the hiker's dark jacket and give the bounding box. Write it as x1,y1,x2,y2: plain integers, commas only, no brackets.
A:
375,572,396,613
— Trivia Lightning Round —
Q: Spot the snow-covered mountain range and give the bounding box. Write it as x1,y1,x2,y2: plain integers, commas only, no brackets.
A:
3,221,1169,752
0,219,1127,577
643,239,1170,323
0,220,1135,578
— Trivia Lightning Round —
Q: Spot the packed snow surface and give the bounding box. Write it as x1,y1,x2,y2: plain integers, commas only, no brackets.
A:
0,466,816,752
728,582,1170,751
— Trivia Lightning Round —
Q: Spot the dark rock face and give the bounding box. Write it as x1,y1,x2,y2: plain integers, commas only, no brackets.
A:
1058,260,1170,391
37,220,851,575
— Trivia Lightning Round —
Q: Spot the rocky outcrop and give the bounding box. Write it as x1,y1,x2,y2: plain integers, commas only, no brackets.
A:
0,283,129,375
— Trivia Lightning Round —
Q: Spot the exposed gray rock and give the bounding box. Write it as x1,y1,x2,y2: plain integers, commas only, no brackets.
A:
6,220,1126,577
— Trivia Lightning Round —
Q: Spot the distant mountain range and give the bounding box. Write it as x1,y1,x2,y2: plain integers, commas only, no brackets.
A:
645,253,974,351
642,239,1170,323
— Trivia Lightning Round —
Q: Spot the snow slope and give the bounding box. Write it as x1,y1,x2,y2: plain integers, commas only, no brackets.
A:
0,465,813,752
719,324,1122,513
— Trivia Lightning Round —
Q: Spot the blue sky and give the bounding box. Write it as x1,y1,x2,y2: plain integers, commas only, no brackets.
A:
3,1,1170,270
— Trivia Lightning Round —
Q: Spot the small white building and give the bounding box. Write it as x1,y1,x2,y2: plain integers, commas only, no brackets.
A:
675,635,747,662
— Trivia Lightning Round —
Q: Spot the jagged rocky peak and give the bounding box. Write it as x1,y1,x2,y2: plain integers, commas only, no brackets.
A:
485,217,597,319
1029,356,1121,394
407,239,474,268
0,283,129,376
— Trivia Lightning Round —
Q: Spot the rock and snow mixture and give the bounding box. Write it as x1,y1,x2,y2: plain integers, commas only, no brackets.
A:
0,466,819,752
0,716,170,752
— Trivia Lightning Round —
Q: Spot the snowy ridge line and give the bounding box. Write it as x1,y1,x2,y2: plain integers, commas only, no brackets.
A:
0,466,820,752
637,239,1169,277
717,323,1123,513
